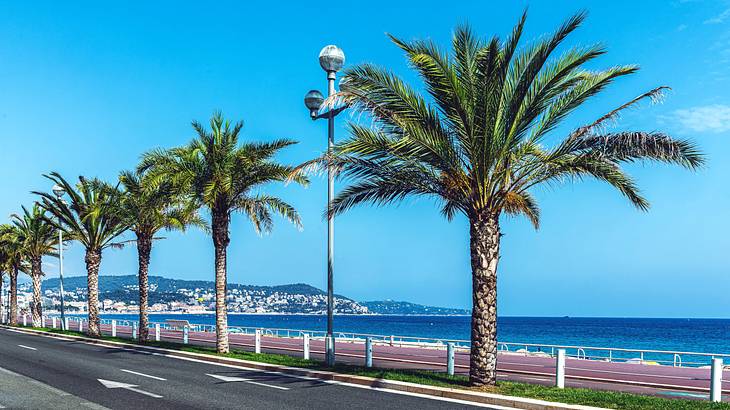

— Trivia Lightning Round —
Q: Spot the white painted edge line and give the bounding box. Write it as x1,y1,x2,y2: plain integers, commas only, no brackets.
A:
18,344,37,351
120,369,167,381
330,379,517,409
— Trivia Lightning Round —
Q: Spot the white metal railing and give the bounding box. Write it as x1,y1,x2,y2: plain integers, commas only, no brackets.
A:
31,314,730,368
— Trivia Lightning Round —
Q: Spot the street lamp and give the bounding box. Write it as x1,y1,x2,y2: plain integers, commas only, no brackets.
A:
51,184,67,330
304,44,346,367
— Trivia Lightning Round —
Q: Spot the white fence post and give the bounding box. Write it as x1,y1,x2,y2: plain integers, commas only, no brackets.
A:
303,333,310,360
446,343,455,376
111,320,117,337
132,322,138,340
365,337,373,368
556,349,566,389
79,319,83,332
64,317,69,331
41,315,45,327
255,329,261,354
52,317,57,329
155,324,160,342
23,315,27,326
183,326,189,344
711,358,723,402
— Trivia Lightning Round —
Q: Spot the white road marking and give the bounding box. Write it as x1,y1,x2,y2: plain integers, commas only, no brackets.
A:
120,369,167,381
3,329,522,407
207,373,289,390
97,379,163,399
18,344,37,351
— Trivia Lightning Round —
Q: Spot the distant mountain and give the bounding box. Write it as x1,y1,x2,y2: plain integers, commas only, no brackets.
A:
35,275,466,315
41,275,330,297
361,300,470,315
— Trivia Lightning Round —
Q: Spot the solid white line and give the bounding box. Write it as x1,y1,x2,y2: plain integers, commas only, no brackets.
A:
328,379,516,409
18,344,37,351
120,369,167,381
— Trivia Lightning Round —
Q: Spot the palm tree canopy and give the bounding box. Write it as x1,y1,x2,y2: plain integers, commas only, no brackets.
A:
10,204,58,261
0,224,30,273
320,12,703,227
140,112,309,234
33,172,130,251
119,169,207,238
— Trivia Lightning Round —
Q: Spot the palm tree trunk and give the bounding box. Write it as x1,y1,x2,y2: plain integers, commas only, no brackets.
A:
10,265,18,326
212,210,230,354
136,233,152,342
0,273,4,324
30,257,43,327
468,210,501,386
85,249,102,337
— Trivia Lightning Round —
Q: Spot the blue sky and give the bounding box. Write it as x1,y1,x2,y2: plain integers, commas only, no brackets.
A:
1,1,728,317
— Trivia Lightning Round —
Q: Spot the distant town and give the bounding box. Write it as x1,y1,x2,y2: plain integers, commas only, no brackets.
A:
12,275,470,316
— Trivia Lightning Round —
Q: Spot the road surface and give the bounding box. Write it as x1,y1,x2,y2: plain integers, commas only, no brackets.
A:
0,327,505,409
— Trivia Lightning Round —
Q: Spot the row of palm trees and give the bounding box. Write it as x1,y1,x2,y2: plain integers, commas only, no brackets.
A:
0,13,704,386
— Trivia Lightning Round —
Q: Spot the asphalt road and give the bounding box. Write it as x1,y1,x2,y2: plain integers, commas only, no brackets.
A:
0,328,505,410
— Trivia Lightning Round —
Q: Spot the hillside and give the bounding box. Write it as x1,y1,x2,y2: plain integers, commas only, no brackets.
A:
361,300,469,315
36,275,467,315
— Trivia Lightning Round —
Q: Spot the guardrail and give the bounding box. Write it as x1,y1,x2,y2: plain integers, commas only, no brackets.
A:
28,314,730,368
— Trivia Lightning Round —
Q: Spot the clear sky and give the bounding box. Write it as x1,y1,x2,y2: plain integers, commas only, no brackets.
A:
1,1,728,317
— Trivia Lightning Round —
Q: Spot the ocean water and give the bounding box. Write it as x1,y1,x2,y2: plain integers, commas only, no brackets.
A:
97,314,730,356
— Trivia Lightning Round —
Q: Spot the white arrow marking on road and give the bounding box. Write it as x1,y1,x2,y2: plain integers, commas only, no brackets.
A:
97,379,163,398
17,345,37,351
120,369,167,381
206,374,289,390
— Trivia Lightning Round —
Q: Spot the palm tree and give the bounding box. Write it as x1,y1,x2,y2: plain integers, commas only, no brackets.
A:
119,169,205,342
308,13,703,386
0,224,25,326
34,173,130,337
140,113,308,353
0,270,4,324
10,204,59,327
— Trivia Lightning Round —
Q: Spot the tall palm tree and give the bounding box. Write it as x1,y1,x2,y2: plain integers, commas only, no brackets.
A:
10,204,59,327
0,224,25,326
308,14,703,386
119,169,205,342
34,173,130,337
0,270,4,324
140,113,308,353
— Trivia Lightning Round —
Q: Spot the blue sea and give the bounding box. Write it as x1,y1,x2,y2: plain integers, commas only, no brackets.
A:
97,314,730,356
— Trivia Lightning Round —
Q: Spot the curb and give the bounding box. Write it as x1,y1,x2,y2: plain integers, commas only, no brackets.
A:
1,325,606,410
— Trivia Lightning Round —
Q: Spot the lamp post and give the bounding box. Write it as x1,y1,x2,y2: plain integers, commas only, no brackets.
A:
304,45,346,367
51,184,66,330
